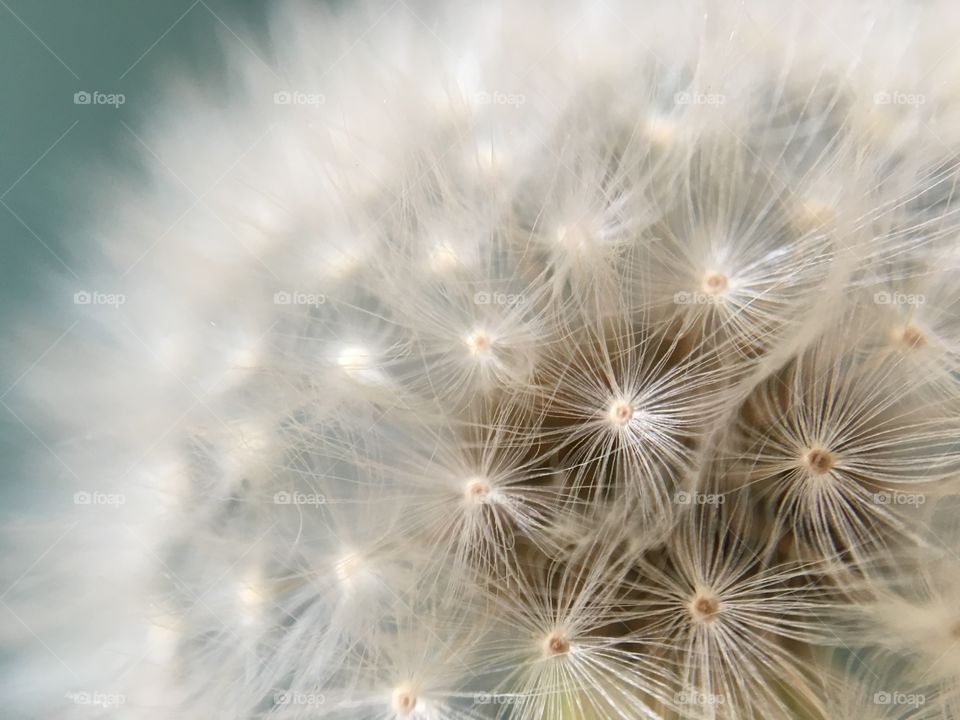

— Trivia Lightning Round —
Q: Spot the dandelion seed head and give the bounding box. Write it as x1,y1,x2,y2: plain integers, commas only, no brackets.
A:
391,684,420,716
701,269,729,296
892,323,927,349
689,590,721,624
606,396,636,428
542,630,571,658
463,476,493,506
12,1,960,718
801,447,835,475
464,329,494,356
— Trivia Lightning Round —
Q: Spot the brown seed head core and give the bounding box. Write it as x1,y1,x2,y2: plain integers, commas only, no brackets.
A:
608,398,634,427
465,330,492,355
701,271,729,296
802,447,835,475
464,477,492,505
893,324,926,349
689,591,721,623
543,631,571,657
392,686,418,715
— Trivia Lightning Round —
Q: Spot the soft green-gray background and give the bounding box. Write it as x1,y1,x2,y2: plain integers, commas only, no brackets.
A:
0,0,284,512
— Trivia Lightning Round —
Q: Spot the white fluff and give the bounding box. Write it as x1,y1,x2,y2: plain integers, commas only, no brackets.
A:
6,1,960,718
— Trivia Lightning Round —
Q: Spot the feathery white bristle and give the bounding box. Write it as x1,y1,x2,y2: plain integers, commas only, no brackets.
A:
6,1,960,718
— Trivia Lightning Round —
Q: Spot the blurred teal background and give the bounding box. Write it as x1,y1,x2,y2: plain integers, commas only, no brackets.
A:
0,0,275,509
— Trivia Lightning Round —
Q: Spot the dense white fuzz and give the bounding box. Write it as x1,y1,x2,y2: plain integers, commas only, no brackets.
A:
531,316,733,518
477,519,675,719
365,408,563,583
733,327,960,564
331,598,488,719
633,140,837,358
6,1,960,719
626,500,841,719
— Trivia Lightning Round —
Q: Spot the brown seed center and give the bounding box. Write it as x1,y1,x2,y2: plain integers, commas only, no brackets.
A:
544,631,570,657
464,477,491,504
895,324,926,349
465,330,492,354
802,447,834,475
689,592,721,623
702,271,728,295
608,399,634,427
392,687,417,715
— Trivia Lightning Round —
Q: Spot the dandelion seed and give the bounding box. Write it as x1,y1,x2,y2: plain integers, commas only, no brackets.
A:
892,323,927,349
700,270,729,297
10,2,960,718
801,447,835,475
688,590,721,624
392,684,420,715
464,329,494,356
542,630,571,657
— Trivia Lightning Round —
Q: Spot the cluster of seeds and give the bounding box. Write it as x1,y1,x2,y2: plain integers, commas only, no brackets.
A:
8,2,960,719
